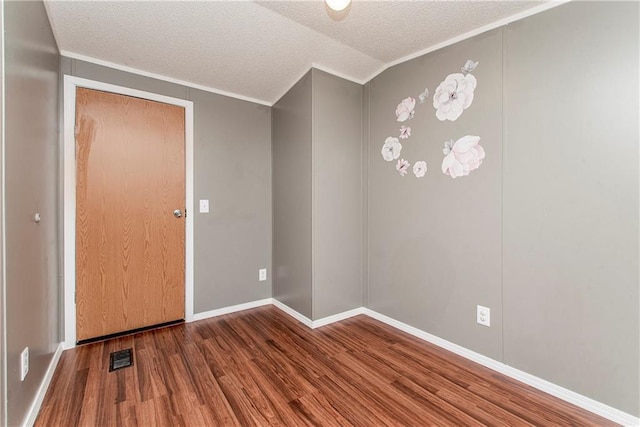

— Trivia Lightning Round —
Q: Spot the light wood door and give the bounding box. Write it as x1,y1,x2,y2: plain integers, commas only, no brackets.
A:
75,88,185,342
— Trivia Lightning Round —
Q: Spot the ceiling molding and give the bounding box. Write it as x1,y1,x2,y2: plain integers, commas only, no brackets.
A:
60,50,273,107
271,67,312,106
362,0,570,83
272,63,367,106
310,63,367,86
57,1,569,108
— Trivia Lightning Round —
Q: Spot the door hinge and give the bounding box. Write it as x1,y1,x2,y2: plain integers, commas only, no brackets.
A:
184,209,187,218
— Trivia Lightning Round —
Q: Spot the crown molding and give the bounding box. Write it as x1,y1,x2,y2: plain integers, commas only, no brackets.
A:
60,50,273,107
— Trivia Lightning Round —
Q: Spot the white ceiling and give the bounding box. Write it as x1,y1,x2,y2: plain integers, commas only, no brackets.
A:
44,0,548,106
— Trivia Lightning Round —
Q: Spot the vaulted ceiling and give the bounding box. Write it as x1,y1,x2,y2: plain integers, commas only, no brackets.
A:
44,0,546,105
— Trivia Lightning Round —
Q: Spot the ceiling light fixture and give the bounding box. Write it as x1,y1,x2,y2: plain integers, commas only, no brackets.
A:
325,0,351,12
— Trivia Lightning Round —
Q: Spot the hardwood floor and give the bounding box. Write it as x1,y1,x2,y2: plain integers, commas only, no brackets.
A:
36,306,617,426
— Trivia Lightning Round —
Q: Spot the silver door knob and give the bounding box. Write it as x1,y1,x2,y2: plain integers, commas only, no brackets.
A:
173,209,182,218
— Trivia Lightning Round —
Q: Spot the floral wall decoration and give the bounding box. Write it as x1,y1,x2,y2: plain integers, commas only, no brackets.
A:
413,161,427,178
396,159,410,176
433,60,478,122
379,59,485,180
381,137,402,161
441,135,485,178
399,126,411,139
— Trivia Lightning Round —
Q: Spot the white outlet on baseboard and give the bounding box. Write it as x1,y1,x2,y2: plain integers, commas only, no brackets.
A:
258,268,267,282
20,347,29,381
477,305,491,327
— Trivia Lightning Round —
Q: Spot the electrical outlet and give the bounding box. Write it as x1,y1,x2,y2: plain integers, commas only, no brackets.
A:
20,347,29,381
258,268,267,282
477,305,490,327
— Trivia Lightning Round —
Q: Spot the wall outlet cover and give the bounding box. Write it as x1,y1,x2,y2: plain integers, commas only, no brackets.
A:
259,268,267,281
477,305,491,327
20,347,29,381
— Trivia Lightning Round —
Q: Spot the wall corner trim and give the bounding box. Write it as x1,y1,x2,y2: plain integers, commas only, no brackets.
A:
309,63,367,86
272,65,367,106
189,298,365,330
272,299,365,329
271,299,313,328
361,308,640,427
190,298,274,322
22,343,64,427
312,307,366,328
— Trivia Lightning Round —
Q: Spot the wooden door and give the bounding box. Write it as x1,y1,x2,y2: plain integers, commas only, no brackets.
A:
75,88,185,342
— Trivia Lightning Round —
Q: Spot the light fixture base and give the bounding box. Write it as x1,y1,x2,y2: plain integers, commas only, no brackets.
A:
325,0,351,12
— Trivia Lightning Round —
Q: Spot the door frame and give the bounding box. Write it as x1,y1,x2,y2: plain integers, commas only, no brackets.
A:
62,75,195,348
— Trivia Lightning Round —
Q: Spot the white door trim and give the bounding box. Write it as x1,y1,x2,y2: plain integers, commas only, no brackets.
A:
63,75,195,348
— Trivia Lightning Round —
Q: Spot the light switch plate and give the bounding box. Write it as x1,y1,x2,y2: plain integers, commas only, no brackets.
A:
259,268,267,282
199,199,209,213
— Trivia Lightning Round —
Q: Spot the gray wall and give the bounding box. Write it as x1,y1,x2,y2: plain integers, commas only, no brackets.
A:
502,2,639,415
272,72,313,318
0,0,632,422
272,70,363,320
368,29,504,360
190,88,272,311
0,5,5,426
366,1,639,416
62,57,273,315
312,69,363,319
3,2,61,426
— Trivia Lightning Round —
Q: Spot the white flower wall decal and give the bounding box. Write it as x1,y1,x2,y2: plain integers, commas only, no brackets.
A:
433,69,477,121
413,161,427,178
381,137,402,161
441,135,485,178
395,97,416,122
381,60,484,180
396,159,410,176
461,60,479,74
418,88,430,104
399,126,411,139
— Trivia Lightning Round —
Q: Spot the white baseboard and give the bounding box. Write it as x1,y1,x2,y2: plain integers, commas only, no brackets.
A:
271,299,313,328
312,307,366,328
191,298,273,322
22,343,64,427
192,298,365,330
270,300,365,329
361,308,640,427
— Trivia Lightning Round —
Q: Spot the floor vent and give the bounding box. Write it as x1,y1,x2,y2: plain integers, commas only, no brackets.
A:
109,348,134,372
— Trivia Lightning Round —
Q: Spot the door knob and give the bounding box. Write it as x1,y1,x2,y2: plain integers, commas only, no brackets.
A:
173,209,182,218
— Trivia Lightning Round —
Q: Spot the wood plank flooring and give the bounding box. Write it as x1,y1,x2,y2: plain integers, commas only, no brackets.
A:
36,306,617,426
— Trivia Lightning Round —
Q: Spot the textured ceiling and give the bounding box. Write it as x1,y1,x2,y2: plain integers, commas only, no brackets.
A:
44,0,546,105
